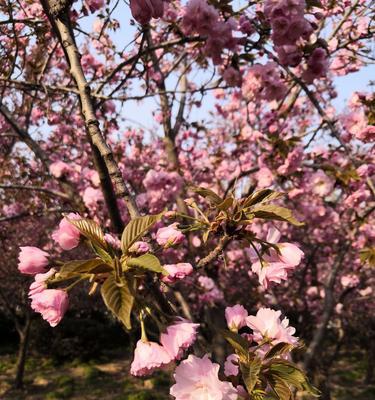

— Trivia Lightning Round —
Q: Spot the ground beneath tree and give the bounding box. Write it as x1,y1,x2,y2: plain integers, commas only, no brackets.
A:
0,350,373,399
0,352,171,400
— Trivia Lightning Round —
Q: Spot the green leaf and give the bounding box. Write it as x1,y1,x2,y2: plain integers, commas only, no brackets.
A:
360,247,375,267
191,186,223,206
121,213,163,253
268,374,293,400
101,273,134,329
249,204,304,226
242,189,282,208
66,216,108,250
125,254,168,275
217,197,234,211
264,342,295,360
221,329,249,359
56,258,111,280
269,360,320,396
240,356,262,393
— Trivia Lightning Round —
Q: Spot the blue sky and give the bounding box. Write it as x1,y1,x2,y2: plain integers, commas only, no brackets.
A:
79,3,374,131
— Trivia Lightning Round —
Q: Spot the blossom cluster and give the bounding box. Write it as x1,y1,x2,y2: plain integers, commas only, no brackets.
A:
182,0,237,64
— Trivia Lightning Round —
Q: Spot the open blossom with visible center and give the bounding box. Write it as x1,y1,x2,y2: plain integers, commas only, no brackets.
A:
225,304,248,331
130,340,171,376
18,246,49,275
160,318,199,360
251,228,304,288
170,354,238,400
28,268,56,297
156,223,185,247
31,289,69,327
162,263,193,283
130,0,164,25
246,307,298,345
52,213,81,250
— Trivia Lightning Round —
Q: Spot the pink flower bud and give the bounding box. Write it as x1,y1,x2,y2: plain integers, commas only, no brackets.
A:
128,241,150,254
156,223,185,247
225,304,248,331
162,263,193,283
160,318,199,360
130,0,164,25
29,268,56,297
18,247,49,275
104,233,121,249
52,213,81,250
31,289,69,327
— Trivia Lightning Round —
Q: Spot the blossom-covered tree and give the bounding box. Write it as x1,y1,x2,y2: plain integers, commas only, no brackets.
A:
0,0,374,397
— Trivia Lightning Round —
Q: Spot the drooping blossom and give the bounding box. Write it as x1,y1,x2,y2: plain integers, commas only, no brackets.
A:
224,354,239,377
130,0,164,25
251,228,304,288
156,223,185,247
18,246,49,275
246,307,298,345
31,289,69,327
52,213,81,250
160,318,199,359
28,268,56,297
130,340,171,376
162,263,193,283
225,304,248,331
104,233,121,249
128,241,150,254
170,354,238,400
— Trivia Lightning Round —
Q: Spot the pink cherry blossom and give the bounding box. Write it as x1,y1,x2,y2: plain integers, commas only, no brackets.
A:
104,233,121,249
130,340,171,376
28,268,56,297
310,170,334,197
18,246,49,275
162,263,193,283
246,307,298,345
160,318,199,359
52,213,81,250
31,289,69,327
156,223,185,247
225,304,248,331
130,0,164,25
128,241,150,254
224,354,239,377
49,160,72,178
170,354,238,400
277,242,304,266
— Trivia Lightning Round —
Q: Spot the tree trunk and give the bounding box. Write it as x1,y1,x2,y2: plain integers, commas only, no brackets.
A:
14,314,32,389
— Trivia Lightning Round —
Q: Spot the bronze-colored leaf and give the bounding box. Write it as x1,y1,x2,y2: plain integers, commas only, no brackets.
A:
240,356,262,393
249,204,304,226
221,329,249,359
56,258,110,280
191,186,223,205
66,216,108,250
101,273,134,329
121,213,163,254
125,254,168,275
242,189,282,209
